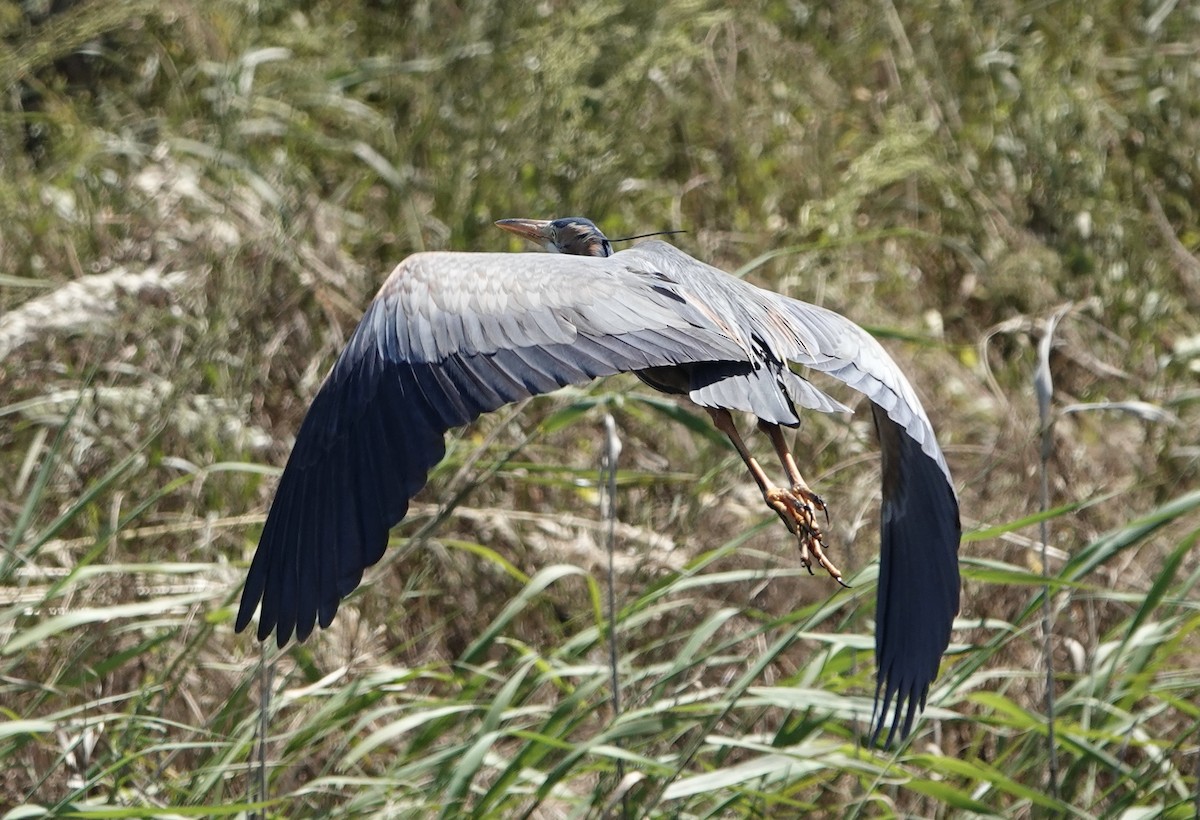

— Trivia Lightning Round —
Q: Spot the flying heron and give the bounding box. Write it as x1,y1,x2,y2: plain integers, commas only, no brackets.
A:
235,216,961,744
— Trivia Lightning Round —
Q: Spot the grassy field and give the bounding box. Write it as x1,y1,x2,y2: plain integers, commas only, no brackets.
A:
2,0,1199,816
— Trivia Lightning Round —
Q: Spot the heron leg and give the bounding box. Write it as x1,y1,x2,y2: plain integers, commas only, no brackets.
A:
707,409,846,586
758,420,829,523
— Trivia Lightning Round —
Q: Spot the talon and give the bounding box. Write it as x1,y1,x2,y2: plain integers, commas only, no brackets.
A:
793,485,830,524
764,487,845,584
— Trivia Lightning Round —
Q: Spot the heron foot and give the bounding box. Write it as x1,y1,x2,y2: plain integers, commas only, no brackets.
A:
795,485,830,525
764,487,848,587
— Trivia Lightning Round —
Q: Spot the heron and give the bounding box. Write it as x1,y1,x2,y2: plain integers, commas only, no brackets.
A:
235,216,961,744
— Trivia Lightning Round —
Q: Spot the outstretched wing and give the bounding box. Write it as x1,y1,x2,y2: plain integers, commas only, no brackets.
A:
768,291,960,745
620,243,961,743
236,250,748,646
870,405,960,744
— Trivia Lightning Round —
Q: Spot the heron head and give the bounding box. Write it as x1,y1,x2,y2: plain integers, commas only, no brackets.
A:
495,217,613,258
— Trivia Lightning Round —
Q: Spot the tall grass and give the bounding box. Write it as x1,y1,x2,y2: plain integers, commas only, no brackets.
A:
2,0,1198,816
5,447,1197,815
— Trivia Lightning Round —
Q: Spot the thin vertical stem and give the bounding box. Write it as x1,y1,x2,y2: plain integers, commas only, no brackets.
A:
1035,305,1070,800
254,646,272,819
600,414,626,813
1193,733,1199,818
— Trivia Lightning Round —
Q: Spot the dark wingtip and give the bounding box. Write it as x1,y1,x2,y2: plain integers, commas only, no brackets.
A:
234,348,461,650
233,592,257,635
868,673,927,748
868,406,961,747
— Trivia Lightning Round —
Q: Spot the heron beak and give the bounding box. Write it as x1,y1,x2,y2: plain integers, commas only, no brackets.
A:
495,218,555,247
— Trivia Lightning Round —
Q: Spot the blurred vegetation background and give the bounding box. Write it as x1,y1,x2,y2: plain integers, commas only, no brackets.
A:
2,0,1198,816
